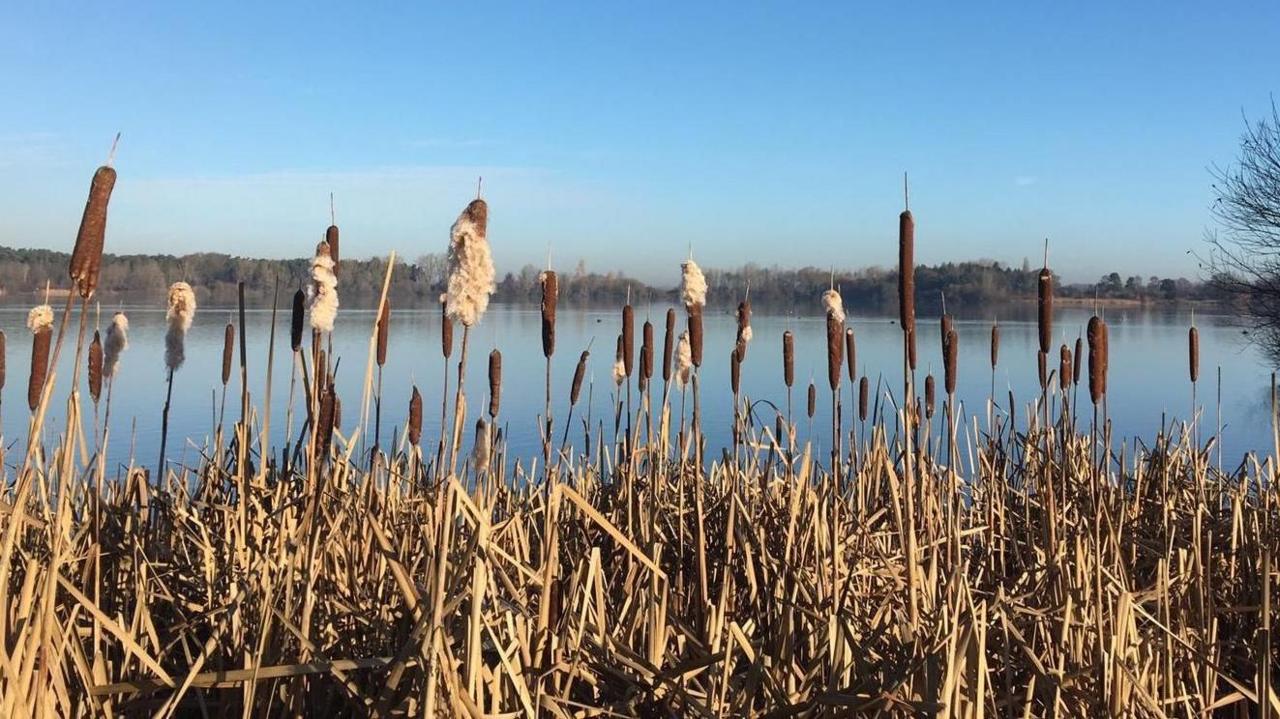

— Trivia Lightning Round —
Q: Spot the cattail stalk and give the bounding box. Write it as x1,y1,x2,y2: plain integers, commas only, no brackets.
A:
540,270,557,470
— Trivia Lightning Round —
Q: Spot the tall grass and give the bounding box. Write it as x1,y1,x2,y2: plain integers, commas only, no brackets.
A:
1,172,1277,718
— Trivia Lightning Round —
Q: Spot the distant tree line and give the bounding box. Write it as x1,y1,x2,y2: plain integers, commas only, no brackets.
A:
0,246,1225,309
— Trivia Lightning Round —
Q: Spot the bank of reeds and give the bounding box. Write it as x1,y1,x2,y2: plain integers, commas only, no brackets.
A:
1,177,1278,719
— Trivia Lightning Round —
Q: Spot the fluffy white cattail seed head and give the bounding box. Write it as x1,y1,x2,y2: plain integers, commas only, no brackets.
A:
103,311,129,379
308,240,339,333
822,289,845,324
27,305,53,334
445,199,496,327
680,259,707,308
165,281,196,370
674,330,693,388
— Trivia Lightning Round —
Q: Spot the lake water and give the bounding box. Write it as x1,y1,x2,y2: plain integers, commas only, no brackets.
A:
1,302,1273,475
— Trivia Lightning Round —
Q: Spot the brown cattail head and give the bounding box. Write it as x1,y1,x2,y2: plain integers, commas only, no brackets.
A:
290,289,305,352
638,343,651,391
826,313,844,391
783,330,795,388
333,393,342,432
907,326,917,371
1088,315,1108,405
687,305,704,368
730,349,741,395
944,328,958,395
940,314,954,353
1073,336,1084,386
27,306,53,412
1037,350,1048,390
807,381,817,419
662,309,676,381
858,376,869,421
408,385,423,446
899,208,915,337
376,300,391,367
540,270,558,358
924,374,936,419
88,330,103,404
844,327,856,383
1038,267,1053,355
69,164,117,299
990,322,1000,369
622,304,635,377
317,384,337,453
1189,325,1200,383
735,300,752,361
440,294,454,359
221,322,235,386
488,349,502,418
316,350,328,394
642,320,654,381
473,418,491,473
1059,343,1072,392
326,224,340,277
571,350,589,405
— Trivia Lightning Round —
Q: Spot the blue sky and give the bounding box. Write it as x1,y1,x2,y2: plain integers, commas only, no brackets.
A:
0,2,1276,284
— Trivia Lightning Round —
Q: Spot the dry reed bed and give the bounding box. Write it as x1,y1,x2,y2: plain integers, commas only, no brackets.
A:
0,162,1277,718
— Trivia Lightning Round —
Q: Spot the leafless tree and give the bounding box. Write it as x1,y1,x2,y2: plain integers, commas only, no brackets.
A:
1208,100,1280,359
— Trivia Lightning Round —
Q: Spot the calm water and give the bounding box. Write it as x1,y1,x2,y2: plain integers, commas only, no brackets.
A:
1,302,1273,474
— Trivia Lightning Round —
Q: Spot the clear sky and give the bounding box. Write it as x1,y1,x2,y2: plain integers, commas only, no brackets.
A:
1,2,1276,284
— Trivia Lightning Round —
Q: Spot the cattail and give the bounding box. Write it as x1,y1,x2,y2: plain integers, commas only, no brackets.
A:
638,344,651,392
1189,325,1200,383
103,312,128,378
1038,266,1053,355
807,382,817,419
907,327,917,371
940,313,954,354
473,418,491,472
571,350,589,405
540,270,558,358
730,349,741,395
822,289,845,324
990,322,1000,369
290,290,305,352
326,223,340,277
0,331,6,392
858,376,869,421
69,162,116,298
924,374,936,419
440,294,454,359
845,328,856,383
1087,316,1108,405
622,304,635,377
316,351,328,394
164,282,196,371
376,300,391,367
826,313,843,391
662,309,675,381
735,300,753,360
27,305,52,412
899,206,915,340
1037,350,1048,390
944,328,958,395
333,394,343,432
642,320,654,383
783,331,795,388
221,322,235,386
487,349,502,417
307,241,338,333
88,331,103,404
681,259,706,367
612,335,626,387
674,331,693,388
1059,343,1072,392
317,384,336,452
1073,337,1084,386
408,386,423,446
445,199,495,327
